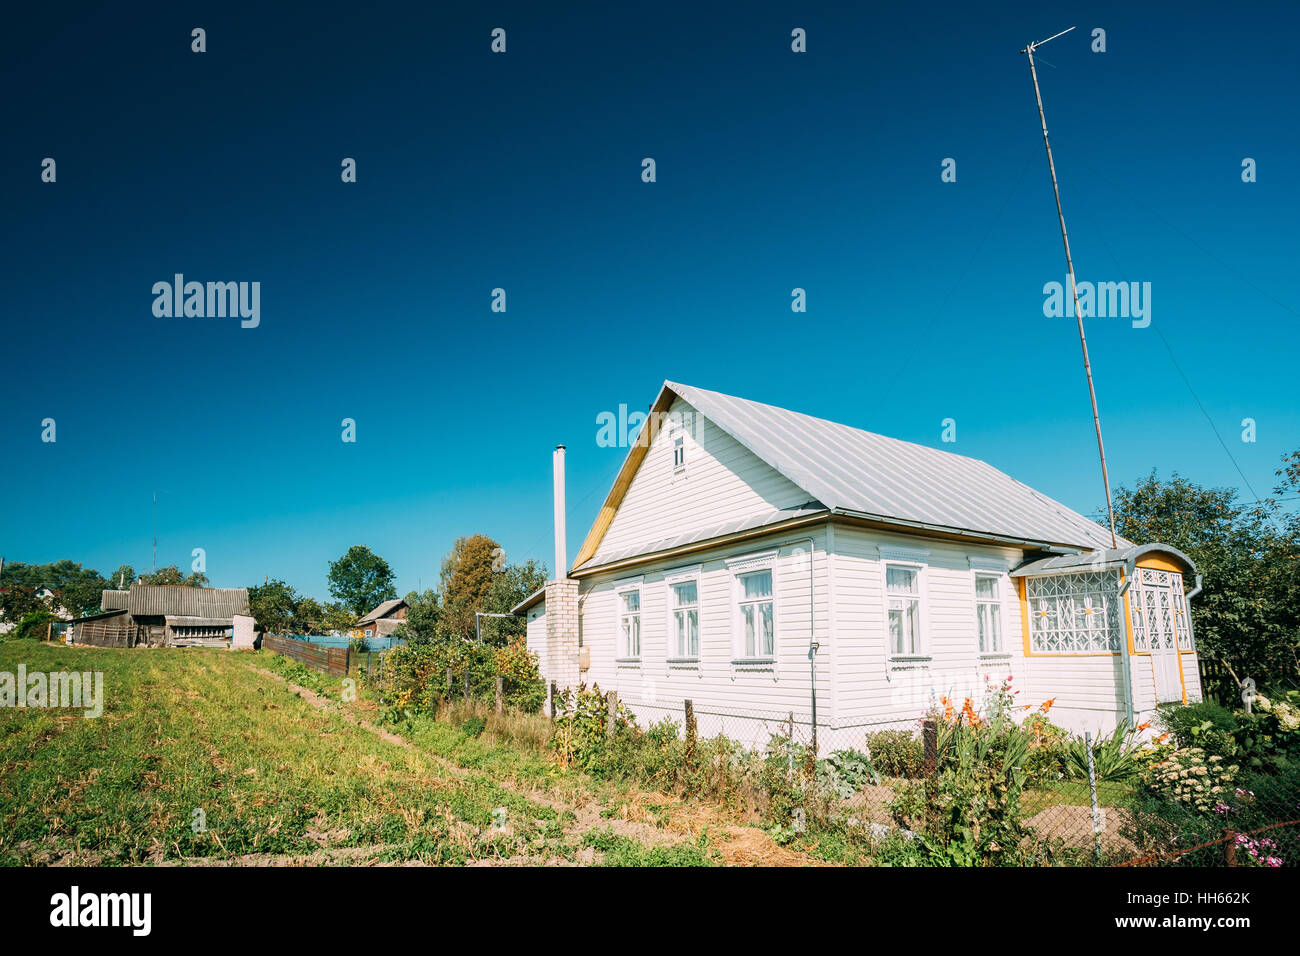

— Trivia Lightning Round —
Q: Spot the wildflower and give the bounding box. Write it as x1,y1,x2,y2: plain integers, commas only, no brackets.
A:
1266,857,1283,867
1040,698,1055,713
1213,803,1230,815
1136,722,1151,732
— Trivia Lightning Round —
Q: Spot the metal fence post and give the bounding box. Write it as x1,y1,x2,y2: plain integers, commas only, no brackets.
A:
1085,730,1104,862
606,690,619,739
550,681,558,720
496,676,505,714
462,668,470,701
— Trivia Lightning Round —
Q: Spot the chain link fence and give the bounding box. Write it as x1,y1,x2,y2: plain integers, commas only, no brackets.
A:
357,645,1300,866
549,684,1300,866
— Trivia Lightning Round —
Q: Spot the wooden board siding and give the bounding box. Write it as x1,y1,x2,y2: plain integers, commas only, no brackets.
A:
263,633,350,676
72,615,138,648
577,527,831,740
592,396,813,566
829,525,1029,727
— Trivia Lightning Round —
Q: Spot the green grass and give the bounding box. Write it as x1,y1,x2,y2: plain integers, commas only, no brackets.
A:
582,827,719,866
0,641,563,865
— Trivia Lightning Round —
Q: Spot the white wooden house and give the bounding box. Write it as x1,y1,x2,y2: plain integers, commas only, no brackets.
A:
515,381,1203,745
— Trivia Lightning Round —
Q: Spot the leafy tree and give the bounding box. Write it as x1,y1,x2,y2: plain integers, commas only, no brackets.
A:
480,558,547,645
396,588,440,646
0,560,110,619
138,565,209,587
320,603,359,635
108,565,136,590
327,545,397,615
58,572,111,617
437,535,505,643
247,579,299,634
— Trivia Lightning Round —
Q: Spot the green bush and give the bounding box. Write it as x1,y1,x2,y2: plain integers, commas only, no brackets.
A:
12,610,58,640
864,730,924,778
370,638,545,714
1158,694,1300,776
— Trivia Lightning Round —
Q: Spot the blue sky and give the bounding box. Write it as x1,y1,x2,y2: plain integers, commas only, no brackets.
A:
2,1,1297,600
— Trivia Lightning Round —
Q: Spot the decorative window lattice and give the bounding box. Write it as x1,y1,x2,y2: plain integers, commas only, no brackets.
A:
1026,571,1123,654
1131,567,1193,652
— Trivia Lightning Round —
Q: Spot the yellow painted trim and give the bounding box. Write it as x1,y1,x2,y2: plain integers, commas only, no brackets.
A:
1017,577,1032,656
1135,554,1185,573
571,385,680,571
1120,568,1137,655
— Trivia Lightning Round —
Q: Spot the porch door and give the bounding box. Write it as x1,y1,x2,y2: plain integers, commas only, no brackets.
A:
1142,575,1183,703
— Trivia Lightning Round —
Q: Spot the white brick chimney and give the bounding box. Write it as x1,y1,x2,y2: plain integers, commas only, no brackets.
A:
545,444,581,689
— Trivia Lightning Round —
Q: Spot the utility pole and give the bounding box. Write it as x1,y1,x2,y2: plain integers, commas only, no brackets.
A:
1021,26,1118,548
152,489,158,573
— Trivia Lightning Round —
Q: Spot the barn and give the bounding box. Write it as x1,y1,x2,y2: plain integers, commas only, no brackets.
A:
71,584,252,648
514,380,1203,745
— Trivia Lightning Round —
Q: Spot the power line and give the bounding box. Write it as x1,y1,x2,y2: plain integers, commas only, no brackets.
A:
1072,170,1264,501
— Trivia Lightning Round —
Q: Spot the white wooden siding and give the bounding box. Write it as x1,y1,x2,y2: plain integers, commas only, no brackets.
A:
593,397,812,565
829,526,1029,727
578,528,830,745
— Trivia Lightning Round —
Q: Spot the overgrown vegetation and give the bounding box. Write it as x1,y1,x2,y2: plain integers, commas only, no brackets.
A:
0,641,564,865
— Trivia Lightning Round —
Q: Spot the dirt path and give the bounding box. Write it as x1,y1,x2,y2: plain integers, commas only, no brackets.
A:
249,664,829,867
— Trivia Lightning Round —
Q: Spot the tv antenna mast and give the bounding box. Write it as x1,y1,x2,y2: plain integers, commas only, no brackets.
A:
1021,26,1118,548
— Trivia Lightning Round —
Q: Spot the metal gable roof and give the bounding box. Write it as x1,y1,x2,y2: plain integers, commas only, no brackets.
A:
571,381,1127,569
664,381,1127,552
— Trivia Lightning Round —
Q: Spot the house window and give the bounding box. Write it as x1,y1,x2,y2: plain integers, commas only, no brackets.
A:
975,574,1003,654
670,580,699,658
673,433,686,472
618,589,641,658
364,629,373,638
1026,572,1122,654
886,564,922,656
736,568,774,659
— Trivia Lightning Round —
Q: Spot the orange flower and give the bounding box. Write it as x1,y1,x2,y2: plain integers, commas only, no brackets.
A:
1136,722,1151,732
1040,698,1056,713
961,698,981,727
940,696,955,722
1154,732,1171,744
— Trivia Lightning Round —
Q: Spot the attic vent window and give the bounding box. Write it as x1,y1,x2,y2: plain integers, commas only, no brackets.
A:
672,432,686,473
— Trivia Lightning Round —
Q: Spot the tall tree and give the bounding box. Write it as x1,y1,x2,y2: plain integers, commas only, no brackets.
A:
327,545,397,616
247,579,299,634
437,535,504,642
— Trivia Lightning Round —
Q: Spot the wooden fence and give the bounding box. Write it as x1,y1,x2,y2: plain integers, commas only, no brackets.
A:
1198,657,1238,705
263,633,350,676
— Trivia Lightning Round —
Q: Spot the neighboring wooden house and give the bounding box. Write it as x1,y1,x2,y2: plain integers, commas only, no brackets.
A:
515,381,1203,743
351,599,409,641
71,584,251,648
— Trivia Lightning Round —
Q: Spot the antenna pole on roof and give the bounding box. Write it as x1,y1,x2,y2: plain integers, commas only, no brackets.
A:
1020,27,1119,549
